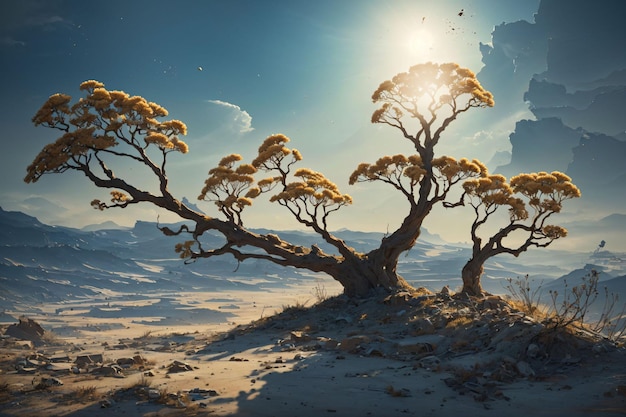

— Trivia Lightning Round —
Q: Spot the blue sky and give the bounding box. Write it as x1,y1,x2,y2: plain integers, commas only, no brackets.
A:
1,0,542,241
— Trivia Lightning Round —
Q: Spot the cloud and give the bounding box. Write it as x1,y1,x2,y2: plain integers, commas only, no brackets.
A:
0,36,25,47
207,100,254,134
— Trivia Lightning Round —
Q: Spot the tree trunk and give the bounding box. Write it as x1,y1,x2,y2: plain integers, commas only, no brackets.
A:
326,255,414,298
461,259,484,296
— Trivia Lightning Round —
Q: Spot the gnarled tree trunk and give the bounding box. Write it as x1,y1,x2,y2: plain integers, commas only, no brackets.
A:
329,257,413,297
461,258,485,296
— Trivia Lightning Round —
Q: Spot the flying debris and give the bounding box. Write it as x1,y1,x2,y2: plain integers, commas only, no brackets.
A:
197,66,203,71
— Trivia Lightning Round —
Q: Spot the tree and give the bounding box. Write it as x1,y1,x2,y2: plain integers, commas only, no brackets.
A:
460,171,581,296
26,63,494,297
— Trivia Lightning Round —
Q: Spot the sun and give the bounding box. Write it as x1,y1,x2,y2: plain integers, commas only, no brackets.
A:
407,29,435,60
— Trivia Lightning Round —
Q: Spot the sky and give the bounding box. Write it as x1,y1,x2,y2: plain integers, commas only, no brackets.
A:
0,0,567,243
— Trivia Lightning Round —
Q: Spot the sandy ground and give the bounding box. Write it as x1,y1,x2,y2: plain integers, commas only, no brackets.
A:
1,284,626,417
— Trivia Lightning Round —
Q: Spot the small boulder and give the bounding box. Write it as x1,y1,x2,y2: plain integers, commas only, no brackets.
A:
416,355,441,370
38,377,63,387
94,364,124,377
167,360,193,373
515,361,535,377
338,335,370,353
290,331,312,343
4,317,46,345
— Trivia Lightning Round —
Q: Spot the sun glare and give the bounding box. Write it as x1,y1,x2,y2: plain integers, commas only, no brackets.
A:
408,29,435,59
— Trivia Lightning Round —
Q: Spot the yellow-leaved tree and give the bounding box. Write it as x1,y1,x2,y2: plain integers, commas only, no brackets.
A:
25,63,575,298
460,171,581,295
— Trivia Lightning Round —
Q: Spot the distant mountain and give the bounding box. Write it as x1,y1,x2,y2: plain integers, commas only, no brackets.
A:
603,274,626,297
181,197,205,214
0,206,86,247
559,214,626,253
599,214,626,227
568,133,626,191
544,264,614,290
0,206,45,228
494,118,581,177
82,220,128,232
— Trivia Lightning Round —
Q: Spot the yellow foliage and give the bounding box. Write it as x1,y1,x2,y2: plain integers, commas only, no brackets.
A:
26,80,190,184
543,225,568,239
32,93,72,126
252,134,293,169
90,199,106,211
258,176,279,189
110,191,129,203
271,168,352,207
510,171,581,204
245,187,261,199
371,62,494,114
349,154,426,185
432,156,482,181
174,241,195,259
79,80,105,91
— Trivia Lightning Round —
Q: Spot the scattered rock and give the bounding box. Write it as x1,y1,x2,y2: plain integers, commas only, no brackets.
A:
526,343,542,359
100,398,115,408
416,355,441,370
93,364,124,377
75,354,103,368
319,337,339,350
46,377,63,386
26,353,49,367
116,357,136,367
515,360,535,377
338,335,370,353
290,331,312,343
167,360,193,373
4,317,46,346
189,387,219,398
411,318,435,335
383,291,413,305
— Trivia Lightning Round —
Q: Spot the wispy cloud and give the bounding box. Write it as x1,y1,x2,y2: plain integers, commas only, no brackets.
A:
1,1,72,47
0,36,25,47
207,100,254,134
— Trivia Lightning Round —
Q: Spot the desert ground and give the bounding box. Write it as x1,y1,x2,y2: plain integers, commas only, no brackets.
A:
1,280,625,417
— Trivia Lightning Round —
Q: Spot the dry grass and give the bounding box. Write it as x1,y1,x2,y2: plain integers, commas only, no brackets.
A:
311,279,329,303
445,315,474,329
385,385,412,397
58,385,98,404
129,374,153,389
278,299,310,314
